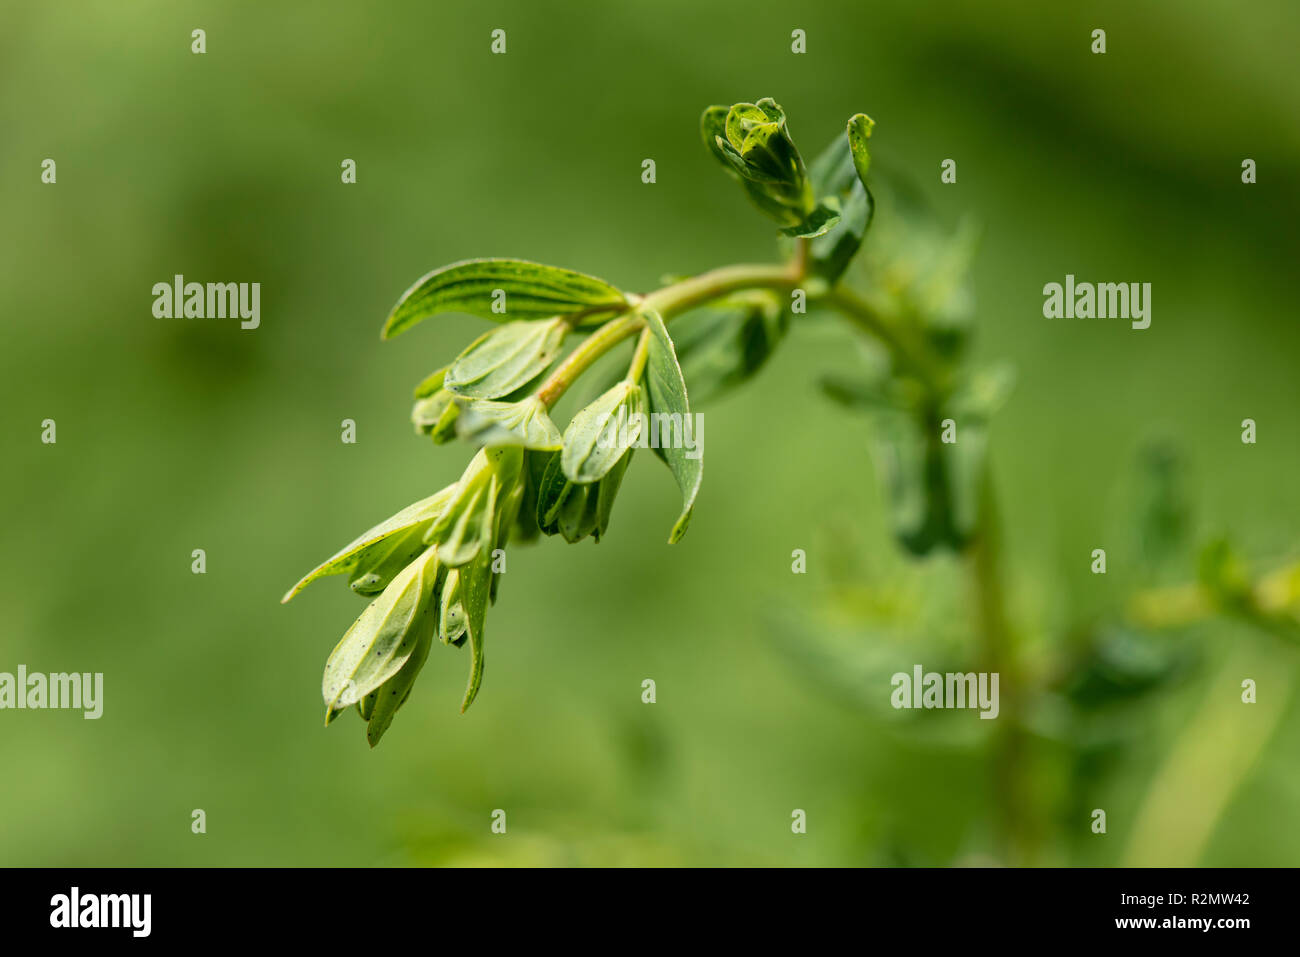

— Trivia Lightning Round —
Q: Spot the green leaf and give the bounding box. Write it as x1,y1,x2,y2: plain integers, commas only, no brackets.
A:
283,487,454,603
561,381,644,483
321,548,440,715
701,98,817,232
454,395,563,450
438,567,468,646
641,308,702,543
458,547,494,713
347,523,430,596
847,113,875,185
808,181,873,283
426,447,522,567
676,294,788,405
383,258,628,338
778,201,840,238
412,389,461,443
799,116,877,283
365,623,433,747
413,366,447,399
445,318,569,399
595,449,633,539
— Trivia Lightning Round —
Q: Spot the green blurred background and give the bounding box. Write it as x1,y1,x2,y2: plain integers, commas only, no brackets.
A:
1,0,1297,866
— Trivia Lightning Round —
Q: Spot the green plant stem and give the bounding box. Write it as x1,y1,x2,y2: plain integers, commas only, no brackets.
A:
536,314,641,407
969,473,1034,864
627,327,653,382
536,260,803,406
823,286,945,392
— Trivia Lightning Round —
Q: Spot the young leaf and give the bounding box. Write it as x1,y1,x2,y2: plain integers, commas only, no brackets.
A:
427,447,523,566
847,113,875,185
383,259,628,338
347,523,430,596
438,568,468,645
445,318,569,399
595,449,633,539
283,487,454,603
321,548,440,715
701,98,817,232
454,395,564,450
641,308,702,543
561,381,644,483
777,201,841,238
365,624,433,747
413,366,447,399
458,548,494,713
799,116,877,282
412,389,461,442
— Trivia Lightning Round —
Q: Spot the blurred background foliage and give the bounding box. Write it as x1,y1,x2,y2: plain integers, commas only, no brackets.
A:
1,0,1297,866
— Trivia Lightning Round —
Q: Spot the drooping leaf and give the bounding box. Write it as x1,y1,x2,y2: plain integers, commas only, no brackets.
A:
321,548,440,715
426,447,522,567
561,381,644,483
454,395,563,450
365,622,433,747
383,258,627,338
438,567,467,646
283,487,454,603
458,547,494,713
641,308,702,543
347,523,430,596
444,318,569,399
595,449,633,540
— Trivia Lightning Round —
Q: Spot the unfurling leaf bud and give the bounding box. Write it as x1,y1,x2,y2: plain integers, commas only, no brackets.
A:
702,98,834,237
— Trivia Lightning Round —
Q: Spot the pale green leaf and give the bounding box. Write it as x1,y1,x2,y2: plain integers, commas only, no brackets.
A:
321,548,439,714
283,487,454,603
454,395,563,450
641,308,702,543
444,318,569,399
561,381,644,483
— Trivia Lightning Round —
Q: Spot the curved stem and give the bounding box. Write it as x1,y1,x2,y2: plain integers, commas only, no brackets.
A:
823,286,945,393
627,327,653,382
535,260,803,407
536,314,642,407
